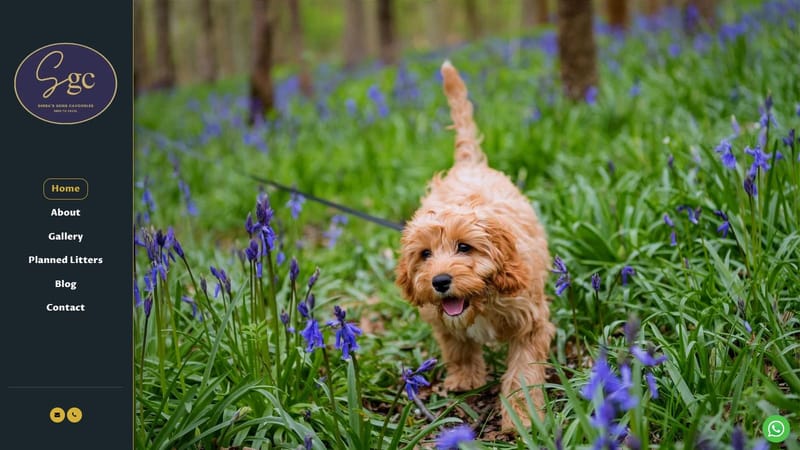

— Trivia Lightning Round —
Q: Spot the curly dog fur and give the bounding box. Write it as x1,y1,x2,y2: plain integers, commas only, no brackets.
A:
396,61,554,431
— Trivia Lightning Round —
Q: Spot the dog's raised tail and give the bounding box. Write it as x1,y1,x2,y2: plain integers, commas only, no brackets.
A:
441,60,486,165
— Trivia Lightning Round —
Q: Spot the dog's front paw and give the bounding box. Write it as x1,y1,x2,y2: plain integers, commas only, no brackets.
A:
443,370,485,392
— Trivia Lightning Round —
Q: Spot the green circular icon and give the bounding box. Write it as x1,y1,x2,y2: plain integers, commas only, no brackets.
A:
762,415,790,443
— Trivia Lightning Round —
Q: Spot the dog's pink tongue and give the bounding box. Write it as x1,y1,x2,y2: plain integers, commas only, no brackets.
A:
442,297,465,316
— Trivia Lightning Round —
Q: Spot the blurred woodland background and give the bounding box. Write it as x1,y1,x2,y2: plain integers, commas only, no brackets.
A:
135,0,721,121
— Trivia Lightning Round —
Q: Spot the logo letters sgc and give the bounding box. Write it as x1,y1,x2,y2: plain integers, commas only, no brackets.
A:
14,42,117,125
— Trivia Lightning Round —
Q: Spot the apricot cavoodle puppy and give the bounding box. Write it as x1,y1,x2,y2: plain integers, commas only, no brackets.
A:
396,61,554,431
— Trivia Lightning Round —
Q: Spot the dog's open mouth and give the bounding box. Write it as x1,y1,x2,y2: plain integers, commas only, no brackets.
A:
442,297,470,316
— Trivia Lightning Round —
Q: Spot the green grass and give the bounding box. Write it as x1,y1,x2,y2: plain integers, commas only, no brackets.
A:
134,2,800,449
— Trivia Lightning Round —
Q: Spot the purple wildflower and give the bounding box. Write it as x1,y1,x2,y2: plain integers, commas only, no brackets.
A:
133,279,142,307
330,306,362,360
715,139,737,169
402,358,437,400
676,205,701,225
287,192,305,220
298,301,310,319
290,257,300,283
629,80,641,97
435,425,475,450
631,346,668,367
670,231,677,246
743,176,757,197
732,425,745,450
713,210,731,238
367,85,389,118
731,115,741,136
591,273,601,292
144,298,153,318
782,128,795,147
345,99,357,117
304,436,313,450
645,372,659,399
178,179,198,216
585,86,598,105
210,266,232,296
744,145,771,177
308,267,320,288
620,266,635,286
667,154,674,169
663,214,674,227
245,239,259,261
624,316,640,345
301,318,324,353
551,256,571,296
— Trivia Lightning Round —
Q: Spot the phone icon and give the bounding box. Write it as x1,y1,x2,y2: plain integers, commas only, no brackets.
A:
762,415,790,443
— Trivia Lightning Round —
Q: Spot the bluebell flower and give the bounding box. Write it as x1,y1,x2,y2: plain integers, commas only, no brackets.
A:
133,279,142,307
676,205,701,225
732,425,745,450
330,306,362,360
245,239,259,262
667,154,674,169
782,128,795,147
144,298,153,318
323,215,347,248
345,98,357,117
308,267,320,288
435,425,475,450
276,251,286,266
210,266,232,296
629,80,641,97
668,43,681,58
301,318,324,353
551,256,571,296
287,192,305,219
670,231,677,247
715,139,737,169
730,115,741,137
401,360,436,400
631,346,668,367
645,372,659,399
745,145,771,177
367,85,389,118
585,86,598,105
620,266,635,286
743,176,757,197
142,186,156,222
591,273,601,292
663,214,674,227
290,257,300,283
298,301,310,319
713,210,731,238
304,435,313,450
527,106,542,123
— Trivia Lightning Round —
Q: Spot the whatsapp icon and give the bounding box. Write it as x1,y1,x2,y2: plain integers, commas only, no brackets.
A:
763,415,790,443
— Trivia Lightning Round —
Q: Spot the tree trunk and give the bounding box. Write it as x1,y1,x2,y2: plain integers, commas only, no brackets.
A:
343,0,367,69
288,0,313,96
522,0,549,27
249,0,274,124
134,0,149,94
607,0,629,31
153,0,176,89
198,0,217,83
377,0,397,65
464,0,482,37
557,0,598,101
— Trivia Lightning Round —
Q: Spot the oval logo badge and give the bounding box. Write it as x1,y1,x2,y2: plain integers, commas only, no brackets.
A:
14,43,117,125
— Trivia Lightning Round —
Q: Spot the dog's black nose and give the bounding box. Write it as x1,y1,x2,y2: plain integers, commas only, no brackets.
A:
432,274,452,293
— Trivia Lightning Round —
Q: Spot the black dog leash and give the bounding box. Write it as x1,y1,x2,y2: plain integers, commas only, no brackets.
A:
243,173,405,231
137,126,406,231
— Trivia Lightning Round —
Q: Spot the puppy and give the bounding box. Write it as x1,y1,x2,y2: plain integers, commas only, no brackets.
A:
396,61,554,431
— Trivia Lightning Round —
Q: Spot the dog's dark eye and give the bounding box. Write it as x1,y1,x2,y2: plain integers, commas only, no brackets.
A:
421,249,432,260
457,243,472,253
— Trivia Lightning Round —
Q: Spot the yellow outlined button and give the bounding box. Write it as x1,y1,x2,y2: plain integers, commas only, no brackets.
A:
66,406,82,423
43,178,88,200
49,407,65,423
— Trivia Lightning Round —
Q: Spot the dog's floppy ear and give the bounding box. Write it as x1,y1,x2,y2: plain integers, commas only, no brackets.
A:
484,218,530,294
395,246,419,304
